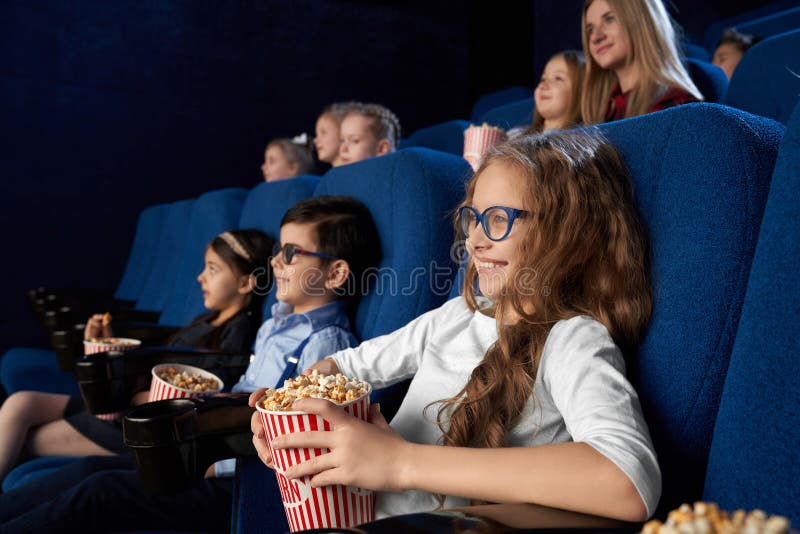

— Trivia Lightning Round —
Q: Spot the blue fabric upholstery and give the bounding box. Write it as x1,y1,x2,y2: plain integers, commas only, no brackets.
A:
702,103,800,526
2,456,78,492
314,148,471,341
400,120,471,156
135,199,196,313
703,1,800,50
0,347,79,395
596,103,784,515
470,86,533,122
724,29,800,125
113,204,169,302
686,58,728,103
157,188,249,327
478,98,533,130
233,148,471,533
238,175,320,318
682,42,710,62
737,6,800,41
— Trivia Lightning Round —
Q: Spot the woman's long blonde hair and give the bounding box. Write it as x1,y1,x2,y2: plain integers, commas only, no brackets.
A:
580,0,703,125
532,50,586,132
437,130,652,475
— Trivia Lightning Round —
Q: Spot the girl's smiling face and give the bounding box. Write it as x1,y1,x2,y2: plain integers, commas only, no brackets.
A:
466,162,528,301
534,55,574,126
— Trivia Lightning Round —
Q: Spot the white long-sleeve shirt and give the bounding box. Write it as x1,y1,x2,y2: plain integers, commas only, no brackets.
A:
330,296,661,519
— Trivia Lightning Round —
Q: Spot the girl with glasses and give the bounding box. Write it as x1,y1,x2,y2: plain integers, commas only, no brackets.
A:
251,130,660,523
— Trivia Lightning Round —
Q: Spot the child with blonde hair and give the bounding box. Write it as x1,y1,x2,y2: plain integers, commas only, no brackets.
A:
260,137,314,182
338,102,401,165
531,50,586,132
581,0,703,124
251,129,661,523
314,102,358,168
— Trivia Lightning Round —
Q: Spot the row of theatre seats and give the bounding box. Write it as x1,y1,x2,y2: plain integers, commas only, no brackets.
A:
402,26,800,157
4,100,799,532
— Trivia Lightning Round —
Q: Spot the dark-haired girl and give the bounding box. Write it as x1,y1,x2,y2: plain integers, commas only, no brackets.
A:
0,229,273,480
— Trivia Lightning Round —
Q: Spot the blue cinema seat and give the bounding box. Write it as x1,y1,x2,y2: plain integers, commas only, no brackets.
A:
596,103,784,516
703,1,800,51
686,58,728,103
723,29,800,125
134,199,197,314
1,188,247,397
113,203,170,303
682,42,711,62
400,120,471,156
232,147,472,533
478,97,533,129
470,86,534,122
1,200,196,395
737,6,800,41
702,103,800,527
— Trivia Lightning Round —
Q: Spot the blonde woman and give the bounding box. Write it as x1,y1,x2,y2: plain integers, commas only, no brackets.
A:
581,0,703,124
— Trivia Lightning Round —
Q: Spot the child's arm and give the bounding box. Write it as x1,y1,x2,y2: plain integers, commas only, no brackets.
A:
275,399,649,522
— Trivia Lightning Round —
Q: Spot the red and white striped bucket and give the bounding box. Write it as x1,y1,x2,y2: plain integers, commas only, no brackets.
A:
83,337,141,355
256,388,374,532
147,363,224,403
463,124,507,171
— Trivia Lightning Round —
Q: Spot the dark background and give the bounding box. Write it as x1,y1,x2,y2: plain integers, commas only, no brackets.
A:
0,0,792,355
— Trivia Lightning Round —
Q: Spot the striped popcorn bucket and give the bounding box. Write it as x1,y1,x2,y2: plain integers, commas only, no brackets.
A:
147,363,224,403
83,338,141,420
463,124,507,171
256,387,374,532
83,337,141,355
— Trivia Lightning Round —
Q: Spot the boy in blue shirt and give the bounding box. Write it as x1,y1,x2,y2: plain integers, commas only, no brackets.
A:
0,195,382,533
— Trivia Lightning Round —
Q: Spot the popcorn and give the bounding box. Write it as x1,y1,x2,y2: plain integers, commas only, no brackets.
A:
156,366,220,392
258,370,370,412
641,502,790,534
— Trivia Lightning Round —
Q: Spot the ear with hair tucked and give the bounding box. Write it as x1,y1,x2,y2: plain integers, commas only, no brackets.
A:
325,259,351,291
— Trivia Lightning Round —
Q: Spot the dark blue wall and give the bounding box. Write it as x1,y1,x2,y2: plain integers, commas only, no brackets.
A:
1,0,794,357
0,0,474,353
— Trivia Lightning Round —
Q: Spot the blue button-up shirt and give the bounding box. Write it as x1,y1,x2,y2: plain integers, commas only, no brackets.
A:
232,299,357,393
217,300,357,477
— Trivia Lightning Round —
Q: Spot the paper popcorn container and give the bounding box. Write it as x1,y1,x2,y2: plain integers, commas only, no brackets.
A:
83,337,141,356
147,363,224,403
94,411,125,421
463,124,507,171
256,387,374,532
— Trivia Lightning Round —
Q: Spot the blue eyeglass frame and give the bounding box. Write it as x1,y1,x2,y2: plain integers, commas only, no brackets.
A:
272,242,340,264
458,205,529,242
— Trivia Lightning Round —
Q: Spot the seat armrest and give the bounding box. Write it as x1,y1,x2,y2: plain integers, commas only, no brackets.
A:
124,395,255,494
76,346,250,414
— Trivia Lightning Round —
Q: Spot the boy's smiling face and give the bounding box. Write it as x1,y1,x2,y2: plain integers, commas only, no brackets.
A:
271,222,335,313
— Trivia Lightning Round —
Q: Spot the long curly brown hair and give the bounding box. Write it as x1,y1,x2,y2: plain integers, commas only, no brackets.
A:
437,129,652,480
